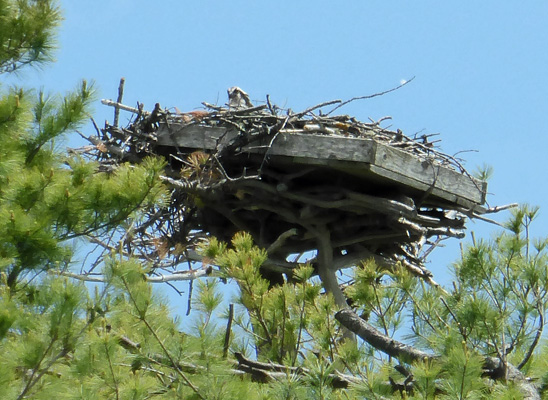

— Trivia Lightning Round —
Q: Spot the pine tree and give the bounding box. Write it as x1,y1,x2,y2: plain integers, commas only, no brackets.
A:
0,0,59,73
0,1,174,398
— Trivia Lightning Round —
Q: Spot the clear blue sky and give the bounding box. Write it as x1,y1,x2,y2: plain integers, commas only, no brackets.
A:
9,1,548,293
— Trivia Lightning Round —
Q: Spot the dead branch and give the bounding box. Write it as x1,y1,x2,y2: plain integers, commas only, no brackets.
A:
335,309,435,364
326,77,415,115
297,99,342,117
336,309,541,400
233,352,360,389
266,228,299,255
113,77,125,127
223,304,234,359
101,99,145,115
54,265,216,283
484,203,519,214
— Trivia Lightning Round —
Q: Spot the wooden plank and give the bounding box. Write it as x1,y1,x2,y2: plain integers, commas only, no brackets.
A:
372,144,486,205
155,123,486,205
156,124,232,148
157,125,379,162
261,133,377,163
271,156,484,208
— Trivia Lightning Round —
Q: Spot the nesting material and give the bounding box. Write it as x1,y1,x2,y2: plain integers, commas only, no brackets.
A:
78,88,504,290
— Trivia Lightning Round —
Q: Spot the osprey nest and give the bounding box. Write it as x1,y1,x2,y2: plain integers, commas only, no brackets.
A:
77,85,507,298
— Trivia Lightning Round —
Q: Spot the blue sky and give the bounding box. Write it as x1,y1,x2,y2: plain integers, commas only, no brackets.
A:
8,1,548,293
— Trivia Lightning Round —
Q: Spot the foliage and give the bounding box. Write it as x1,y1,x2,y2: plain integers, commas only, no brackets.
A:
0,63,167,287
0,0,60,73
6,213,548,398
202,218,548,399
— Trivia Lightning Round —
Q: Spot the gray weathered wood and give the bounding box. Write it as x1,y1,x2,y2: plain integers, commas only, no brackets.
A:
156,123,486,207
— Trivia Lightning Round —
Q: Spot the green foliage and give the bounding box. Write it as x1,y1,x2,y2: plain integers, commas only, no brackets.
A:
438,344,486,399
211,232,342,365
3,189,548,399
0,0,61,73
446,205,548,366
347,259,413,338
411,358,443,399
0,0,168,290
473,164,494,182
0,78,168,285
334,205,548,398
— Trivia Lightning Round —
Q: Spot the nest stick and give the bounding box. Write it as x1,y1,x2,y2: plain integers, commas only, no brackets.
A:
113,77,125,127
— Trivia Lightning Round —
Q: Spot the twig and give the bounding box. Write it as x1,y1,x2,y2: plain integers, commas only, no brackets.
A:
297,99,342,117
186,280,194,316
201,102,224,111
186,256,194,316
420,236,444,260
121,276,205,399
326,77,415,115
266,228,299,255
221,104,268,115
457,203,518,226
101,99,146,115
54,265,216,283
439,296,467,340
144,267,216,282
259,115,290,173
266,94,275,115
484,203,519,214
223,304,234,359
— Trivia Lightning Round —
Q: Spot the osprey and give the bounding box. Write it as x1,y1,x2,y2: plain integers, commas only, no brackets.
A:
227,86,253,109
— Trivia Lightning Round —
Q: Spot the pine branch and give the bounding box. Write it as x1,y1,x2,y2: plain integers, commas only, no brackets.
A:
17,337,59,400
233,352,360,389
116,333,360,390
336,309,541,399
335,309,435,364
120,276,205,399
484,358,540,400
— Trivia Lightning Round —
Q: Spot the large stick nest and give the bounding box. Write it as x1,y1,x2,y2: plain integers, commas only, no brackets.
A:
75,87,500,287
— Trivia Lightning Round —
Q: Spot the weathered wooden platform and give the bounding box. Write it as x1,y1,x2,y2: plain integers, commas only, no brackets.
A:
92,96,495,294
156,123,486,210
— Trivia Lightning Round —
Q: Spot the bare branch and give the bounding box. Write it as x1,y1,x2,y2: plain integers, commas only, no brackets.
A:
335,308,435,364
297,99,342,117
101,99,145,115
336,309,541,399
113,77,125,127
484,203,519,214
54,265,216,283
266,228,298,255
326,77,415,115
223,304,234,359
234,352,360,389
